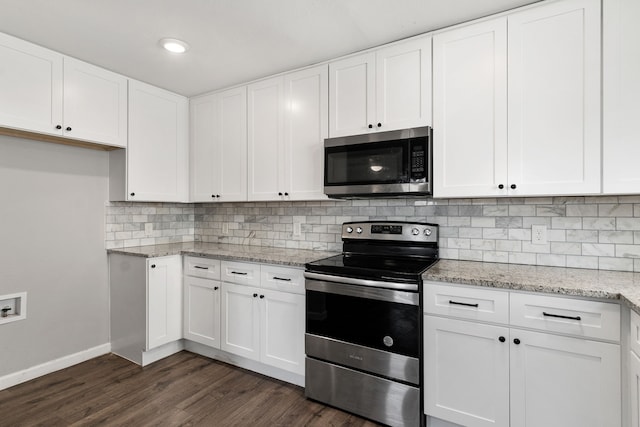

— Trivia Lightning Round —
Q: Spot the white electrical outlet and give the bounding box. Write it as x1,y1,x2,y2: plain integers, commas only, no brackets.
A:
532,224,547,244
144,223,153,237
293,222,302,237
222,223,229,235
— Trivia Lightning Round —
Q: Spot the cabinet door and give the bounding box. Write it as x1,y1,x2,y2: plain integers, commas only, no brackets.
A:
0,32,63,136
62,57,127,147
128,80,188,202
217,86,248,202
220,282,260,360
432,18,508,198
631,351,640,427
247,76,284,201
259,289,305,375
376,36,432,132
510,329,620,427
283,65,328,201
603,0,640,193
507,0,601,196
328,52,376,137
424,315,510,427
183,276,220,348
190,93,218,201
147,256,182,350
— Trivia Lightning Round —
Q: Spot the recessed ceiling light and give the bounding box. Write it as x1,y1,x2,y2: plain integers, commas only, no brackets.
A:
159,38,190,54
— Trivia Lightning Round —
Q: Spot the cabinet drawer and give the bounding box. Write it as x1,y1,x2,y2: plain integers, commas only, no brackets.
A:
424,282,509,324
631,310,640,356
261,265,304,295
221,261,261,287
184,256,220,280
510,293,620,341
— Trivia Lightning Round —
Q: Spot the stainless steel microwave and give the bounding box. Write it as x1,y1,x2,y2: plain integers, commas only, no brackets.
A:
324,126,432,198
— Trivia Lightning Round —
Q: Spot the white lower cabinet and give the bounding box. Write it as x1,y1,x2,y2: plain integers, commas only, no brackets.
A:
630,310,640,427
183,276,221,348
109,254,183,366
185,259,305,377
424,282,621,427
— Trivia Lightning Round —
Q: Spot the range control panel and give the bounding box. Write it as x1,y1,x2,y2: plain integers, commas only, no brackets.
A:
342,221,438,243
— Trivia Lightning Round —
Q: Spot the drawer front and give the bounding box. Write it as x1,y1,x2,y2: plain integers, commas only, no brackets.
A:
221,260,261,287
510,293,620,341
423,282,509,325
631,310,640,356
184,256,220,280
261,265,305,295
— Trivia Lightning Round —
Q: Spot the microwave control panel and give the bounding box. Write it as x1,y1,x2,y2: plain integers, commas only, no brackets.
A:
410,139,427,182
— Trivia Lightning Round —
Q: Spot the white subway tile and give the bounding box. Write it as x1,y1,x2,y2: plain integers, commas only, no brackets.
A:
582,243,615,257
537,254,566,267
599,257,634,272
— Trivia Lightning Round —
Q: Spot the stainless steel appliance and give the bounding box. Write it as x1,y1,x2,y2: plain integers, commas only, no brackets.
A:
324,126,432,198
304,221,439,427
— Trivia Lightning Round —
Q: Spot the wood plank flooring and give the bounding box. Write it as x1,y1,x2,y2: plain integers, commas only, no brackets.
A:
0,351,382,426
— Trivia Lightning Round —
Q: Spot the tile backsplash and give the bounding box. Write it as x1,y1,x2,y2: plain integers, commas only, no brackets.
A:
106,195,640,272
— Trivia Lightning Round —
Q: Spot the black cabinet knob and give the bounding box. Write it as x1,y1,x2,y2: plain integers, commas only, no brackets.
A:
211,194,215,198
498,184,504,189
253,293,258,298
511,184,517,189
216,195,220,198
151,264,156,268
284,192,289,196
499,336,506,343
130,192,135,197
259,295,265,299
377,123,382,128
514,338,521,345
214,286,219,290
66,126,72,131
368,124,373,129
55,125,62,130
278,192,283,196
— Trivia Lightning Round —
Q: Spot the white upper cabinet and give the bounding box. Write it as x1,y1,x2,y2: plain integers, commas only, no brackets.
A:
126,80,189,202
433,17,508,198
248,76,285,201
0,32,63,136
0,32,127,148
507,0,601,196
603,0,640,194
283,65,328,201
190,87,247,202
434,0,601,198
62,57,128,147
248,64,328,201
329,36,431,137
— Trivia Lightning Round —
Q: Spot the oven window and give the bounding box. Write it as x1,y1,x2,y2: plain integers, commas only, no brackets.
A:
306,289,419,357
325,142,407,185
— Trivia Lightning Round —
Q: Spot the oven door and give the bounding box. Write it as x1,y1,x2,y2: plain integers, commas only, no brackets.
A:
305,276,420,384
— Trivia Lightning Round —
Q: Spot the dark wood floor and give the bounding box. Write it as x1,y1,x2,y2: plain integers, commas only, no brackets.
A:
0,351,382,426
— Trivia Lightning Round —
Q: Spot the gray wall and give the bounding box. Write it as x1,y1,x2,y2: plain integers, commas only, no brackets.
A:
0,135,110,377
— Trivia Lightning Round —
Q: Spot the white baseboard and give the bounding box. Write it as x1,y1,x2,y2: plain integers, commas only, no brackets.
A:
0,343,111,391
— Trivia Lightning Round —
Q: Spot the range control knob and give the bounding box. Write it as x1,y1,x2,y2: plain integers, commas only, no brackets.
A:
356,227,363,234
346,226,353,233
424,228,432,236
412,228,420,236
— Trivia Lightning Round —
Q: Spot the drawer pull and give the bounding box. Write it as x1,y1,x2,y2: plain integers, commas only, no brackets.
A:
542,312,581,321
449,300,479,308
194,266,209,270
231,271,248,275
273,276,292,282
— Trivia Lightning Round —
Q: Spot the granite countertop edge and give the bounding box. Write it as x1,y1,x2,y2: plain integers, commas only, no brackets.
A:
108,244,640,315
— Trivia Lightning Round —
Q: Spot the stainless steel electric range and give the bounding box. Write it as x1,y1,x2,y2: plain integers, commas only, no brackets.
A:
304,221,439,427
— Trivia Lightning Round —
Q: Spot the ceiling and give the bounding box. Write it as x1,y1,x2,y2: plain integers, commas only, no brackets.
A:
0,0,540,97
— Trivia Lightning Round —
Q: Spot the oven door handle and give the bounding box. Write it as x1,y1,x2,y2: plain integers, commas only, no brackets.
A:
304,272,419,292
305,274,419,306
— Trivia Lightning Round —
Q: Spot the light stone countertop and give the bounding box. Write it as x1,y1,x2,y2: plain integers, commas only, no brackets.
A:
107,241,339,267
108,244,640,315
424,259,640,315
